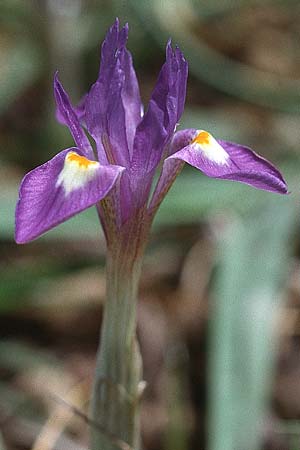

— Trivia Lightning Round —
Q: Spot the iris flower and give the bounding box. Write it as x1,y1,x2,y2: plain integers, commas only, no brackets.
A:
15,19,288,450
15,20,287,245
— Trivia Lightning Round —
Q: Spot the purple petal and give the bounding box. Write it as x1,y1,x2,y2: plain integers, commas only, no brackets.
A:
131,41,188,176
15,148,124,243
150,41,188,134
56,93,87,127
54,74,93,157
168,129,194,156
85,19,142,166
149,130,188,211
149,157,184,214
168,129,288,194
86,63,129,167
100,20,142,151
121,47,142,154
130,99,167,184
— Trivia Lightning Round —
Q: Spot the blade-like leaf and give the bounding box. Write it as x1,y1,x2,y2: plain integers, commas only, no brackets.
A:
208,198,296,450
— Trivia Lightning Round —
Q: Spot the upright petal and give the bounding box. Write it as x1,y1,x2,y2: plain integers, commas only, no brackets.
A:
100,20,142,150
121,47,142,153
149,157,184,215
15,148,124,243
54,74,93,158
168,129,288,194
149,130,189,212
56,93,87,127
131,42,188,177
152,42,188,132
85,19,142,166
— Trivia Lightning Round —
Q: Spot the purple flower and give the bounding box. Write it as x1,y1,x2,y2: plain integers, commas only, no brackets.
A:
15,19,288,244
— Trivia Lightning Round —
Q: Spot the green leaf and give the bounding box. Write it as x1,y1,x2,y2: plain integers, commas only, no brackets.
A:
208,198,296,450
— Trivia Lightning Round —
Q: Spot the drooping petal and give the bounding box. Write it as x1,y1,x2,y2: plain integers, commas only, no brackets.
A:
15,148,124,243
54,74,93,158
85,19,142,166
131,41,188,177
167,129,288,194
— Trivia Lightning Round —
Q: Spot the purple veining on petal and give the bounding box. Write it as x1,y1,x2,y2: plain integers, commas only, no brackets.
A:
54,74,93,158
15,148,124,243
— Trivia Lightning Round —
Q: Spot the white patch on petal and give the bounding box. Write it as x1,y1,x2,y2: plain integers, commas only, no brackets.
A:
56,151,99,195
192,130,229,165
140,104,144,118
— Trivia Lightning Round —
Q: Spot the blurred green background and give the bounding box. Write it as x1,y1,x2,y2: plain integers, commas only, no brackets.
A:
1,1,300,450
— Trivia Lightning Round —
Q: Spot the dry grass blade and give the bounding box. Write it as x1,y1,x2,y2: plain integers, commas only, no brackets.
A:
0,431,7,450
51,395,136,450
30,379,89,450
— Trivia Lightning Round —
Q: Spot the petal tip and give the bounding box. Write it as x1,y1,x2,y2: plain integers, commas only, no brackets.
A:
113,17,119,29
14,233,28,245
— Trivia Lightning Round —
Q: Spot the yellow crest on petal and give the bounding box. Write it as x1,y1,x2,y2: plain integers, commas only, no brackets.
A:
56,151,99,195
192,130,229,165
66,152,98,169
192,130,211,146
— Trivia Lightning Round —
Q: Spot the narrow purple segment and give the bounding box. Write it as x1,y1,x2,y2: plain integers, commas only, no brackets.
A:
100,20,142,153
54,74,93,158
85,19,142,167
131,41,188,177
122,47,142,154
149,157,184,213
168,135,288,194
15,148,124,243
150,42,188,136
56,93,86,127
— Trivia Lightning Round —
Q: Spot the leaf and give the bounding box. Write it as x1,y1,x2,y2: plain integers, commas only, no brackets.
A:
208,198,297,450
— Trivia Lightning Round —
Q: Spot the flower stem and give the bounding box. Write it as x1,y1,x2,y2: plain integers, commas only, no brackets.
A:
90,228,146,450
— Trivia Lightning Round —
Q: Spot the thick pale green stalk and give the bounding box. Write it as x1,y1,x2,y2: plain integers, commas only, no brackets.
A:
90,214,149,450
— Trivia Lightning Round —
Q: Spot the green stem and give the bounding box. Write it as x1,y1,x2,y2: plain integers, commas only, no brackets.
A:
90,221,147,450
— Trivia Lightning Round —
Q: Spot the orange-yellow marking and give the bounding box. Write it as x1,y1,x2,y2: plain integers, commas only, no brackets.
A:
192,131,211,146
191,129,229,165
66,152,97,168
56,151,100,195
